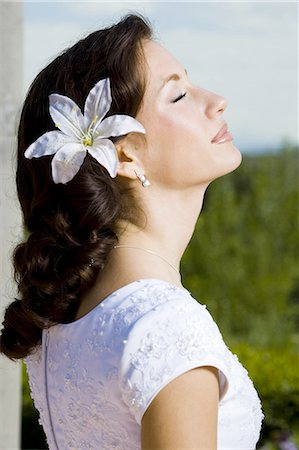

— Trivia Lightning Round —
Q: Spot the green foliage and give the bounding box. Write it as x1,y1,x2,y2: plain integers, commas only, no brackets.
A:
22,362,47,449
231,342,299,439
182,146,299,349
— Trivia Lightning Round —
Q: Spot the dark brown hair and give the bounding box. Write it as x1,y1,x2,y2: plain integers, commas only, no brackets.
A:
0,13,153,360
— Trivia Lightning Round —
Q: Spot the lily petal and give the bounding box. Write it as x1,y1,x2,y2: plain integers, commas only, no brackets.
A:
84,78,112,129
87,139,119,178
95,114,146,138
24,130,74,159
51,143,87,184
49,94,85,140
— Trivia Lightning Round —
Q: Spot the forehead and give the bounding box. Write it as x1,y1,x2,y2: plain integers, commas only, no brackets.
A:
142,40,185,86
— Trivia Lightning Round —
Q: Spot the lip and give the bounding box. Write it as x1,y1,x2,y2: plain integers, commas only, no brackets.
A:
211,122,233,144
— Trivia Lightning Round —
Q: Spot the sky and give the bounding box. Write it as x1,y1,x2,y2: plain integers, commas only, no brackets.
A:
24,1,298,153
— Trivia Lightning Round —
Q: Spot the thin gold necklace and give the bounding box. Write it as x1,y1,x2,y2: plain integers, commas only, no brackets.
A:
112,245,181,277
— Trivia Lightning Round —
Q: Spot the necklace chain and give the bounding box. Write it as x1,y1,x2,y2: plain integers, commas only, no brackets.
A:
112,245,181,277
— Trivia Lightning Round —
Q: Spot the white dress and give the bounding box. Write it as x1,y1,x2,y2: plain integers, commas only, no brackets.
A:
24,278,264,449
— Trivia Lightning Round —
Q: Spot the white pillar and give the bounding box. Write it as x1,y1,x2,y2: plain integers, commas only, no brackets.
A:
0,2,23,449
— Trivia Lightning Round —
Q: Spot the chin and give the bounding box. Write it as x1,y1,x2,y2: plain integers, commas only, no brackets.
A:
214,142,242,177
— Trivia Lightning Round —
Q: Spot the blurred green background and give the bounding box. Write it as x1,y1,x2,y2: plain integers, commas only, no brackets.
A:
22,144,299,449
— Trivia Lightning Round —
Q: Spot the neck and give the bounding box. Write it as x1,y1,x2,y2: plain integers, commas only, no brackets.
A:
102,183,208,287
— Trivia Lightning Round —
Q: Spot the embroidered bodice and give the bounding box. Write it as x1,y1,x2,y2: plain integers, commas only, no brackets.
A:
24,278,264,449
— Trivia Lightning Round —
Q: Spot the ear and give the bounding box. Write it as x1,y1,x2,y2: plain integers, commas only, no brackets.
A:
114,133,146,181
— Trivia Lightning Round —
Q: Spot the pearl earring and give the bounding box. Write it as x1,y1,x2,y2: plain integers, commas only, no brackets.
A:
134,169,151,188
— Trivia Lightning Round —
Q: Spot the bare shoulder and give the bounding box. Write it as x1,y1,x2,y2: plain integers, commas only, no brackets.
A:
141,365,219,450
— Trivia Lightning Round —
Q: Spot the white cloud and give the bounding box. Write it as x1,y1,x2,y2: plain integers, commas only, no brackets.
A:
61,1,156,17
24,22,87,95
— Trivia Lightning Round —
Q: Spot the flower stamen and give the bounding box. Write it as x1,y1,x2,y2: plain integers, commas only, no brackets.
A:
87,115,99,135
82,133,93,147
72,114,86,136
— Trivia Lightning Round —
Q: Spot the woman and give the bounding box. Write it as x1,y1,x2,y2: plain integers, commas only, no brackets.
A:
0,13,264,450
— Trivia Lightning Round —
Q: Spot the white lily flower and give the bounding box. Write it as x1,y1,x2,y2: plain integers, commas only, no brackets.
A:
24,77,146,184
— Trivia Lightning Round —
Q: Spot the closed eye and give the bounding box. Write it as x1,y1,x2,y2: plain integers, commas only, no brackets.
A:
172,92,187,103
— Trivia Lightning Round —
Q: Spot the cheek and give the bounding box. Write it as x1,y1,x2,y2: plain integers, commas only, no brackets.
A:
156,108,212,174
146,111,206,186
159,107,198,132
155,108,205,152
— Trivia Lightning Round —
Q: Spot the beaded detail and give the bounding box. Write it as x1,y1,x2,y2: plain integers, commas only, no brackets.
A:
24,278,264,449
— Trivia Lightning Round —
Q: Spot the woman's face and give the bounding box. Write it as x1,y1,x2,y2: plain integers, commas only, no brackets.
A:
135,39,242,190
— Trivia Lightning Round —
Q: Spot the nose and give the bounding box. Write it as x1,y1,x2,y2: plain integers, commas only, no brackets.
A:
205,91,228,118
193,86,228,118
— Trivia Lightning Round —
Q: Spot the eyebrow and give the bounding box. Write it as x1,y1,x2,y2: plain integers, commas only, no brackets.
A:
159,68,188,91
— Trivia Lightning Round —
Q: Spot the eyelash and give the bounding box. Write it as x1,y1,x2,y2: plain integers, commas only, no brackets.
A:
172,92,187,103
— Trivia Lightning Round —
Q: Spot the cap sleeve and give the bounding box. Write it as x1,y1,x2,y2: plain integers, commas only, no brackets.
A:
118,291,231,425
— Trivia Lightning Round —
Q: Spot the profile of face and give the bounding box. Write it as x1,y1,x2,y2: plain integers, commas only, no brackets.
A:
118,39,242,191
